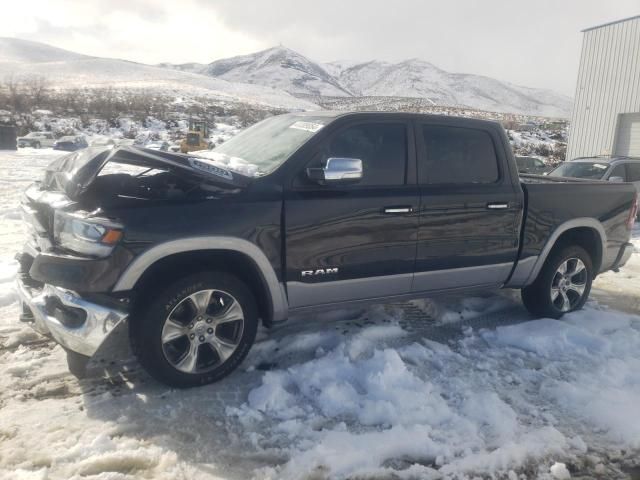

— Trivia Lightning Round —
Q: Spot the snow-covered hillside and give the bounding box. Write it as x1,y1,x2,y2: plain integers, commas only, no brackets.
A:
0,38,318,112
0,37,88,63
166,46,352,97
162,45,572,117
327,59,572,118
0,37,572,117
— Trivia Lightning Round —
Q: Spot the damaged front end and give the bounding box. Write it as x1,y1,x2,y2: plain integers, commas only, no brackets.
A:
17,146,250,362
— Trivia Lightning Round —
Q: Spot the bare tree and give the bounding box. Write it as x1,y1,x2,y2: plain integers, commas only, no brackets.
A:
24,75,49,108
91,87,118,120
4,74,26,113
61,87,83,114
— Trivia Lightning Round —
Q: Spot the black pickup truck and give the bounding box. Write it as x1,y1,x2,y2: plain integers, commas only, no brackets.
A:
16,112,638,387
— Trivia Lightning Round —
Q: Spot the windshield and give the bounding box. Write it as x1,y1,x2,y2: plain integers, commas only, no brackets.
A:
548,161,610,180
202,114,333,177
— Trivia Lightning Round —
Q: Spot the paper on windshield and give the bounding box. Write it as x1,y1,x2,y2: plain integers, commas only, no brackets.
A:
289,121,324,133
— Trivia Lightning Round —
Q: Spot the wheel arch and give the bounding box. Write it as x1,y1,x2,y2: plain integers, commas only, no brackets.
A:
525,218,606,286
113,237,288,326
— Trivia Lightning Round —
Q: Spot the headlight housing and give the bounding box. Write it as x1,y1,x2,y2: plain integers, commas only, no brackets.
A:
53,210,123,257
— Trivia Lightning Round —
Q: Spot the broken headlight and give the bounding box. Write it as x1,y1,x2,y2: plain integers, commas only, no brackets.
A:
53,210,123,258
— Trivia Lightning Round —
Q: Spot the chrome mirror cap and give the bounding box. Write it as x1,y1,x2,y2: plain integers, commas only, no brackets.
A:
307,157,363,184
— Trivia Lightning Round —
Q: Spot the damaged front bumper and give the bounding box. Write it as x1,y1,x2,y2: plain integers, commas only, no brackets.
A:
18,180,132,358
16,276,128,357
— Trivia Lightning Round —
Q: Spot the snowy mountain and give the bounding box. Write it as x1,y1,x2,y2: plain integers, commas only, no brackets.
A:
167,46,352,97
0,37,88,63
326,59,572,118
0,38,572,117
0,38,318,111
163,46,571,117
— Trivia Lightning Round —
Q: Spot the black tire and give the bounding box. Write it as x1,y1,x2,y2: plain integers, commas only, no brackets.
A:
521,245,593,319
131,272,258,388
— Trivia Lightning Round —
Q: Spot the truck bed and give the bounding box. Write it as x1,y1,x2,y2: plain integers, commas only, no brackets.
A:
519,177,636,273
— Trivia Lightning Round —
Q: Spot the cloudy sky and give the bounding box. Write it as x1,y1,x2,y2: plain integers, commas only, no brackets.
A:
1,0,638,95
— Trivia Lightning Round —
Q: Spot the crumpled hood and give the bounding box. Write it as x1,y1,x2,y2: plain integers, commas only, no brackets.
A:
43,146,252,199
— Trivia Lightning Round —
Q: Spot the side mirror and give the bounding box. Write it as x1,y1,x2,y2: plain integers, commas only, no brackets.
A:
307,157,363,185
608,176,625,183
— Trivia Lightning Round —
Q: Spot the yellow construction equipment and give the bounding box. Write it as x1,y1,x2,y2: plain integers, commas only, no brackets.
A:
180,119,211,153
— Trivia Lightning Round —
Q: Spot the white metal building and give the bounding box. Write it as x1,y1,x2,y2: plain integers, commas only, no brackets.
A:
566,15,640,159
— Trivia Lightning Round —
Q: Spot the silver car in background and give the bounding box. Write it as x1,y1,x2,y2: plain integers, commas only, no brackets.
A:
17,132,56,149
549,156,640,191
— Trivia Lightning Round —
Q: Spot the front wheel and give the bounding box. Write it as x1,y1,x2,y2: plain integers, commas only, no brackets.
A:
521,245,593,319
131,272,258,388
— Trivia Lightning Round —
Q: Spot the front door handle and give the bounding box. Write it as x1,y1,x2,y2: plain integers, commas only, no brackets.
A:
384,206,413,214
486,202,509,210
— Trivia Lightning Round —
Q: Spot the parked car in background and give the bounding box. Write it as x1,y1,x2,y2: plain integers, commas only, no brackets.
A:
515,156,550,175
89,136,116,147
17,132,55,149
53,136,89,151
548,156,640,193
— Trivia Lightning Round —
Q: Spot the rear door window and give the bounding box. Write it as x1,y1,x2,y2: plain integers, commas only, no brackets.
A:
420,125,499,184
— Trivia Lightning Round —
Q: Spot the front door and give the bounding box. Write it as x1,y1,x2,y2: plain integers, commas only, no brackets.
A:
284,120,419,308
413,121,523,292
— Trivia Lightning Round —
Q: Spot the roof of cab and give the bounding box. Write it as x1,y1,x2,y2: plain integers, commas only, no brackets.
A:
293,110,503,128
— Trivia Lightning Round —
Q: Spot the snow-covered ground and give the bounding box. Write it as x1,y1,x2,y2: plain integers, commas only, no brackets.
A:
1,149,639,480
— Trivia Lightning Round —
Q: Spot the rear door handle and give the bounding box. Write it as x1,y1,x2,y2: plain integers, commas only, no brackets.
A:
384,206,413,214
486,202,509,210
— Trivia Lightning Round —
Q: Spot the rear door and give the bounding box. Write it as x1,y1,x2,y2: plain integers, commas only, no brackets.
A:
413,121,523,292
284,118,419,308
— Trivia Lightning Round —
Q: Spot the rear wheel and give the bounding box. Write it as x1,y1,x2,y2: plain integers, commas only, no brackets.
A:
521,245,593,319
131,272,258,388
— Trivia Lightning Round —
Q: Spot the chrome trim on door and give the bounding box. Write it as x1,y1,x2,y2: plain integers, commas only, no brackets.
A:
384,207,413,214
287,273,413,309
288,262,516,309
487,202,509,209
412,262,514,291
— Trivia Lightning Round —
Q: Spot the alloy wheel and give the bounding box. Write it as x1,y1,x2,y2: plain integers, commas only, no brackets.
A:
550,258,588,312
161,289,244,373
